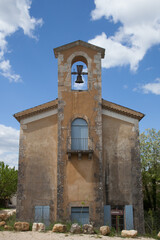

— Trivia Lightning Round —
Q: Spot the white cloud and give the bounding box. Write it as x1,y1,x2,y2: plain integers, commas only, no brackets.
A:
0,124,19,168
83,67,88,73
0,0,43,82
89,0,160,71
141,78,160,95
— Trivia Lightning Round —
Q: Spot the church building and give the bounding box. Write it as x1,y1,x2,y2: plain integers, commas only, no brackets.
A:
14,40,144,233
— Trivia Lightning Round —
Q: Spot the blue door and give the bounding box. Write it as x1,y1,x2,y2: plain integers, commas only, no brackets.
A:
71,207,89,224
35,206,50,226
104,205,111,226
71,118,88,150
125,205,134,230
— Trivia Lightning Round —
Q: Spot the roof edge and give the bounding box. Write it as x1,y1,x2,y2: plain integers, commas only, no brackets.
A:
14,99,58,122
13,98,145,123
54,40,105,58
102,99,145,121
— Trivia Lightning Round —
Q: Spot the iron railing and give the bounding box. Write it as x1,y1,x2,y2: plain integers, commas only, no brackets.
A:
67,138,93,151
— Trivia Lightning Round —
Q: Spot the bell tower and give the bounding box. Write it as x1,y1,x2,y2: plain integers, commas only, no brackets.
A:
54,40,105,225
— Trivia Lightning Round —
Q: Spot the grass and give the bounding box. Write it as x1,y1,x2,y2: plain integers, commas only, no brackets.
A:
94,228,100,235
0,213,32,231
142,232,159,239
0,208,5,211
45,223,54,231
29,222,33,231
0,226,4,231
5,213,16,228
0,213,16,231
109,227,120,237
66,222,72,232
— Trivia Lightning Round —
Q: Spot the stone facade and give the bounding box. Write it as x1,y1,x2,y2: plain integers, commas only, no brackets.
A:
14,40,144,233
55,42,104,225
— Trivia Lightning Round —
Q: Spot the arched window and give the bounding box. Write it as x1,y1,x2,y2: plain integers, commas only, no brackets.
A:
71,118,88,150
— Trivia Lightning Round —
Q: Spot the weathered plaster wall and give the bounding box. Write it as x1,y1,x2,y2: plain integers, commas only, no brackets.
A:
66,155,100,222
57,45,103,225
102,115,134,205
67,157,96,202
16,114,58,222
102,114,144,233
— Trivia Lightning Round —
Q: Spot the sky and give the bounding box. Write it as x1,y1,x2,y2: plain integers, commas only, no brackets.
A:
0,0,160,168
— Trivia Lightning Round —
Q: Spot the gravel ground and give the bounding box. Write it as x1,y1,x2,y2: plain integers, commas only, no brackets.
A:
0,232,155,240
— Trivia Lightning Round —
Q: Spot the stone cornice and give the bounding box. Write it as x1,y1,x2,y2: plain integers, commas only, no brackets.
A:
102,99,145,121
14,99,58,122
13,98,144,123
54,40,105,58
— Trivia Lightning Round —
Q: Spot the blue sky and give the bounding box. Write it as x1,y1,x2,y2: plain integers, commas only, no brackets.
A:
0,0,160,168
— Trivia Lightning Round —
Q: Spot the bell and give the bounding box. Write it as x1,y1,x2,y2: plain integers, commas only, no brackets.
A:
77,65,83,73
75,65,84,84
75,75,84,84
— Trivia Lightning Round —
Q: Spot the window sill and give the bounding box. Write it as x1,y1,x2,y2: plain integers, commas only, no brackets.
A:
67,150,93,160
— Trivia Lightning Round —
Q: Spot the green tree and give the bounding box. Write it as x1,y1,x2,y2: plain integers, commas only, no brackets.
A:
140,129,160,211
0,161,18,207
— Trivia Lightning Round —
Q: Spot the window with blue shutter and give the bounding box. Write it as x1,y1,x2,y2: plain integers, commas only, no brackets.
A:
105,205,125,231
71,118,88,150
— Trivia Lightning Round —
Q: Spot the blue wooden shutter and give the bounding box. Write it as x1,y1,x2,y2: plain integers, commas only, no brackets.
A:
104,205,111,226
35,206,50,226
35,206,43,222
43,206,50,226
125,205,134,230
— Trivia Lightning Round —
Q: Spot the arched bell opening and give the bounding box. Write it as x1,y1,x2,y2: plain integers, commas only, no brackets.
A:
71,56,88,91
